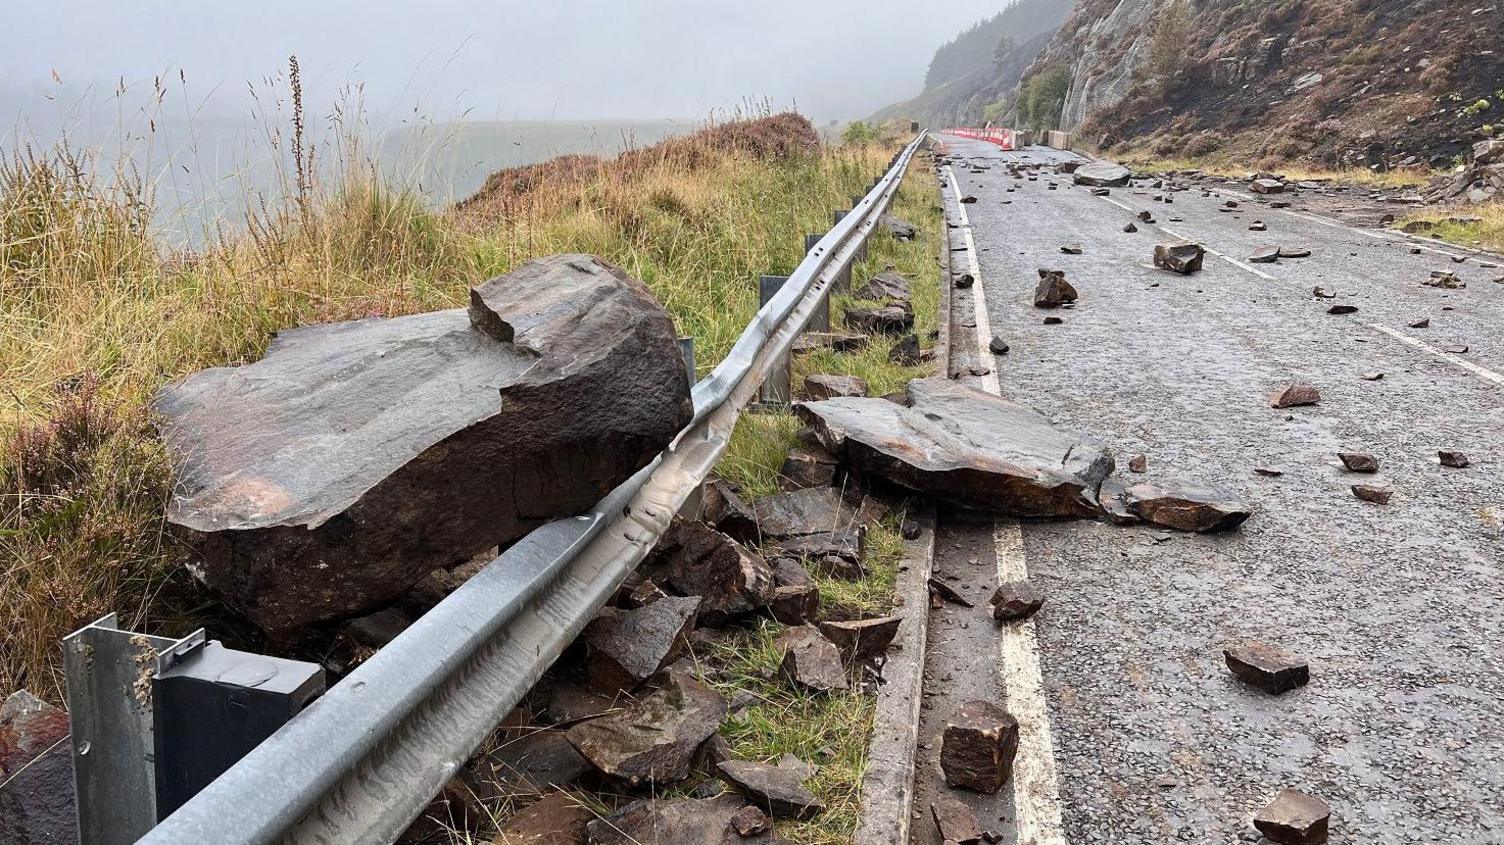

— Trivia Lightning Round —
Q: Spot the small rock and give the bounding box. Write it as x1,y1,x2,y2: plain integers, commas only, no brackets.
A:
1351,484,1393,505
1327,304,1358,315
1312,287,1336,299
1223,642,1310,694
928,577,974,608
1154,242,1205,273
585,597,701,692
1138,210,1155,223
644,519,775,625
1278,247,1311,258
1249,221,1267,231
954,274,975,289
1360,372,1384,381
989,581,1044,622
793,331,869,354
779,445,839,490
930,794,984,845
1060,243,1083,255
1250,178,1285,194
889,334,923,366
960,195,978,204
777,626,849,693
1091,187,1112,196
940,700,1019,793
730,804,771,836
845,304,914,335
1337,453,1379,474
717,760,824,820
1034,269,1079,308
1128,454,1148,473
803,374,869,400
565,672,727,787
1254,467,1285,477
768,584,821,625
988,336,1010,355
1409,317,1430,329
492,792,592,844
1270,383,1320,408
1043,316,1063,325
1249,246,1280,264
1123,222,1139,233
818,616,903,663
1253,788,1331,844
1438,451,1470,468
1119,479,1252,532
854,270,913,303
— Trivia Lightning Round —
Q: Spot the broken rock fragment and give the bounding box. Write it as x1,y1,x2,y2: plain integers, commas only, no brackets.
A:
1327,304,1358,315
1118,479,1252,532
854,270,913,303
1249,246,1280,264
779,445,838,490
0,690,75,845
717,760,824,820
565,672,728,787
1270,383,1320,408
989,335,1010,355
941,700,1019,794
1253,788,1331,845
1351,484,1393,505
802,374,868,400
1337,453,1378,473
1438,451,1470,468
795,378,1113,518
1072,161,1131,187
989,581,1045,622
586,597,700,692
931,794,984,845
492,792,592,844
818,616,902,663
777,625,849,693
1060,243,1083,255
1250,178,1286,194
845,304,914,335
768,584,820,625
1154,242,1205,274
880,214,917,241
644,519,775,624
1224,642,1310,694
153,254,693,634
586,795,781,845
1034,269,1079,308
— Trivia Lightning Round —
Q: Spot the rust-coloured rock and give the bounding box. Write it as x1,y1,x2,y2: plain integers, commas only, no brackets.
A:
1270,383,1320,408
818,616,902,663
768,585,820,625
930,794,984,845
1224,642,1310,694
777,626,849,693
565,672,727,787
1119,479,1252,532
717,760,824,819
477,730,590,798
585,596,700,692
1253,788,1331,844
989,581,1044,622
940,700,1019,794
154,254,692,634
1351,484,1393,505
1337,453,1378,474
644,520,775,625
494,792,592,844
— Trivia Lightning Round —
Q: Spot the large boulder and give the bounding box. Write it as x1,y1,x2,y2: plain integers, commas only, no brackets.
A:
154,254,692,634
795,379,1114,518
1072,161,1131,187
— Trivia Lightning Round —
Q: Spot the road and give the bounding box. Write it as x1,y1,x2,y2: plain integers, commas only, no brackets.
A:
920,135,1504,844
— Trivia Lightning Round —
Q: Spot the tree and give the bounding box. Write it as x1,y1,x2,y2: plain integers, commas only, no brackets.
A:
841,121,877,146
1147,0,1193,87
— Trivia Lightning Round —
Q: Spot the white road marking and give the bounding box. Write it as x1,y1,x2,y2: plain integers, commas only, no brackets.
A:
1366,323,1504,386
944,160,1068,845
1091,192,1280,281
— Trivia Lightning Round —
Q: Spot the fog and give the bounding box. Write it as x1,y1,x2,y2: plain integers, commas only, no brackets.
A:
4,0,1000,130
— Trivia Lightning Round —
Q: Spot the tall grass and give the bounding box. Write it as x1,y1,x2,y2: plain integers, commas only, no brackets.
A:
0,74,907,702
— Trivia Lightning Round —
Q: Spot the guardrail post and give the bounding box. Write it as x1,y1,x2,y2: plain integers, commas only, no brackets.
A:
678,336,697,389
758,275,792,404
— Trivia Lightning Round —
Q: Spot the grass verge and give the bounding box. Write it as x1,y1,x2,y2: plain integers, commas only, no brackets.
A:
1398,202,1504,254
1115,151,1432,190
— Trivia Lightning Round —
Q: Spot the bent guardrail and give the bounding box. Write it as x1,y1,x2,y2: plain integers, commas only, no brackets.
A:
130,132,926,845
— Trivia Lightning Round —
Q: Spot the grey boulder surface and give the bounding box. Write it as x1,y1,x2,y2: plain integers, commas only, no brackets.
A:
154,254,693,634
794,378,1114,518
1071,161,1132,188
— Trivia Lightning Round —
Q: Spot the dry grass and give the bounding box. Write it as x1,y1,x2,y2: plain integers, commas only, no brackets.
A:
1400,202,1504,254
1116,151,1432,190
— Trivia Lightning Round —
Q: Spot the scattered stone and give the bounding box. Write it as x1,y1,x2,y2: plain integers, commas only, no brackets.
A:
779,445,838,490
1060,243,1083,255
699,479,759,543
717,760,823,820
1224,643,1310,694
1138,210,1155,223
988,336,1010,355
1423,271,1464,289
773,558,813,589
586,795,780,844
1337,453,1379,474
492,792,592,844
954,274,975,289
1409,317,1430,329
1250,221,1267,231
1250,178,1286,194
1254,467,1285,477
940,700,1019,794
928,577,974,608
1249,246,1281,264
1327,304,1358,315
1154,241,1206,274
845,304,914,335
1439,451,1470,468
1128,454,1148,473
1253,788,1331,845
1278,247,1312,258
768,584,820,625
1072,161,1132,187
586,597,700,692
1034,269,1079,308
889,334,923,366
643,519,775,625
1091,187,1112,196
1043,316,1063,325
1270,383,1320,408
565,672,728,787
792,331,869,354
1117,479,1252,532
930,794,985,845
1123,222,1139,233
1312,287,1336,299
989,581,1044,622
818,616,903,663
1096,476,1140,525
478,730,590,797
880,214,917,241
730,804,771,837
802,374,868,400
854,270,913,303
1360,372,1384,381
1351,484,1393,505
778,625,849,693
750,486,885,566
154,253,694,634
795,379,1113,518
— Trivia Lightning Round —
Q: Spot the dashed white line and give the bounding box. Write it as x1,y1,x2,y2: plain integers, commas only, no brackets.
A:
944,161,1067,845
1159,224,1278,281
1366,323,1504,386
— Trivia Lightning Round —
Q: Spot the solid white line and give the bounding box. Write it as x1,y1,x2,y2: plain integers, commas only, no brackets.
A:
944,161,1067,845
994,521,1067,845
1367,323,1504,386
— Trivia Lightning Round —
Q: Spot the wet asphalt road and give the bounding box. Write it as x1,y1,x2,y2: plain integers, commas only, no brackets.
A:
933,136,1504,844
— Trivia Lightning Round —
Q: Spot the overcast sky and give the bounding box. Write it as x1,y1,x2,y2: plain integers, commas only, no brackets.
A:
4,0,1003,127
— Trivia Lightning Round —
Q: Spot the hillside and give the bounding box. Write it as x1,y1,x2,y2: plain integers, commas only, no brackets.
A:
885,0,1504,170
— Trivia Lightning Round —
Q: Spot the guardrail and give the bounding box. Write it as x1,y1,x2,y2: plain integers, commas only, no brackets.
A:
131,132,927,845
940,126,1016,150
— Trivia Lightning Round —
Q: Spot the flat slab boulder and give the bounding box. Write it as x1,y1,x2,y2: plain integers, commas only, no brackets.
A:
1072,161,1132,187
1117,479,1252,532
565,672,727,787
155,254,692,634
795,378,1113,518
0,691,76,845
854,270,913,303
717,760,824,819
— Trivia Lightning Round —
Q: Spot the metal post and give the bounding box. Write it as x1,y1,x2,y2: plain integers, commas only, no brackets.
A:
759,275,792,404
805,233,821,254
678,336,697,389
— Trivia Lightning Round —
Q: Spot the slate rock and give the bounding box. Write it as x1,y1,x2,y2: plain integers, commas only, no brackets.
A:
954,273,975,289
1224,642,1310,695
1351,484,1393,504
989,336,1010,355
779,445,838,490
1279,247,1312,258
586,794,783,844
1253,788,1331,844
154,254,693,633
1138,210,1155,222
931,794,984,845
1128,454,1148,473
1337,453,1378,474
494,792,592,844
751,487,886,555
1250,246,1280,264
880,214,917,241
730,804,771,837
890,333,924,366
1270,383,1320,408
585,596,701,692
1072,161,1132,187
1154,242,1205,273
1250,178,1286,194
773,558,813,589
818,616,903,663
845,304,914,335
643,520,775,625
989,581,1044,622
803,374,869,400
768,585,820,625
565,672,728,787
795,378,1114,518
1118,479,1252,532
777,625,849,693
792,331,870,354
478,730,591,798
1033,269,1079,308
0,691,76,845
1096,476,1141,526
1123,222,1139,233
1249,221,1267,231
1438,451,1470,468
1327,304,1358,315
960,195,978,204
854,270,913,303
699,479,759,544
941,700,1019,793
1060,243,1083,255
1409,318,1430,329
717,760,824,819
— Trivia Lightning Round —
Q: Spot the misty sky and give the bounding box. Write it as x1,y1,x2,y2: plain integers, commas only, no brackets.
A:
4,0,1003,127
